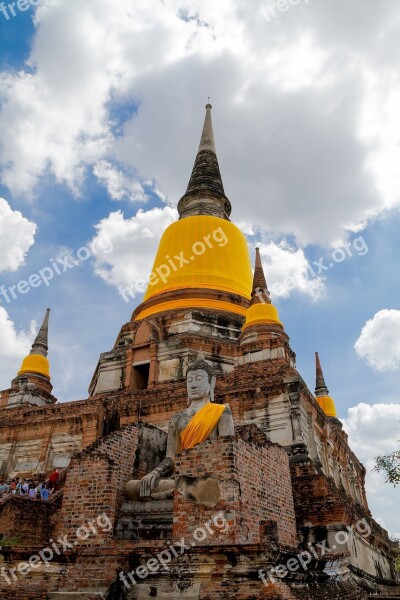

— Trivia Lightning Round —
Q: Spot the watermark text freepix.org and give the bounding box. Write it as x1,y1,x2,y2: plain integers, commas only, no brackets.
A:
260,0,310,23
257,235,368,301
0,235,113,305
306,236,368,276
119,511,229,589
1,512,112,585
118,226,229,303
259,517,371,587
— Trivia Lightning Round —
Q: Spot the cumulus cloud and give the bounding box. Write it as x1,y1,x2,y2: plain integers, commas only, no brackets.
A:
0,0,231,196
0,1,400,246
111,0,400,246
91,206,177,295
354,309,400,371
0,198,36,272
0,308,34,389
258,241,326,300
343,403,400,458
343,402,400,535
93,161,148,203
0,1,119,194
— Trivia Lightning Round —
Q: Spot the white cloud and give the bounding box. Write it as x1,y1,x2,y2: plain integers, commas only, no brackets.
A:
343,403,400,458
354,309,400,371
0,198,36,272
93,161,148,203
0,0,230,196
263,32,329,92
91,206,177,296
342,403,400,536
258,241,326,300
0,1,118,194
0,1,400,245
358,68,400,211
111,0,400,247
0,308,34,390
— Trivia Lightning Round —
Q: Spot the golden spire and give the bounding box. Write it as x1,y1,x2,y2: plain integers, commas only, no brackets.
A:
315,352,337,418
242,248,283,331
18,309,51,380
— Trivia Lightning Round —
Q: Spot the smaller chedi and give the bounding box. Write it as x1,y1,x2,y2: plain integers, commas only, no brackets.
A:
7,308,56,408
125,350,234,501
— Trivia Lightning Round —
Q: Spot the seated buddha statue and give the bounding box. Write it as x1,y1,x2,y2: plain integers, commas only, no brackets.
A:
126,350,234,501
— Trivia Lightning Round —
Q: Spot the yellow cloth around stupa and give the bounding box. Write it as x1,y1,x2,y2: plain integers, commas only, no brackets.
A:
18,354,51,379
316,395,337,418
180,403,226,450
135,215,253,321
242,302,283,331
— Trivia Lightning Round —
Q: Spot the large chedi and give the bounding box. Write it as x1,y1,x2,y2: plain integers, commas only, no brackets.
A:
133,103,253,323
0,105,398,600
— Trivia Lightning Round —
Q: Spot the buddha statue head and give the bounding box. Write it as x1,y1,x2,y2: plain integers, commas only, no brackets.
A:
186,350,216,406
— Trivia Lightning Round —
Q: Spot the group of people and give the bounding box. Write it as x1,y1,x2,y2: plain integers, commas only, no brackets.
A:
0,469,60,501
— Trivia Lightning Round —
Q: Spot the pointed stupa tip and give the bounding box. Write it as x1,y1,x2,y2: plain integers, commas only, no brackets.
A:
198,102,216,154
251,248,271,305
242,247,283,331
315,351,329,396
30,308,50,358
177,103,231,220
314,351,338,418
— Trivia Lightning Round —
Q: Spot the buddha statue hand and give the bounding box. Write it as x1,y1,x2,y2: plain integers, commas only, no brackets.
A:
140,472,160,498
139,457,175,498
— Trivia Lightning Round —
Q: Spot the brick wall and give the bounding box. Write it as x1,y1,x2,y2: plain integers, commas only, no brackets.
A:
0,390,9,409
173,426,297,548
55,424,140,546
0,397,103,478
0,583,48,600
0,493,61,546
291,460,393,551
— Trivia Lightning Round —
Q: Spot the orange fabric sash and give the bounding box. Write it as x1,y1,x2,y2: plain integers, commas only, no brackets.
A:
180,403,226,450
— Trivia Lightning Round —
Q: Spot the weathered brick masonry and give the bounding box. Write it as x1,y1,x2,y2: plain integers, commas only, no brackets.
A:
173,427,297,547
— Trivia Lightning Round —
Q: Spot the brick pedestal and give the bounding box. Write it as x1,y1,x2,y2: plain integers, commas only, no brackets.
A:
173,429,297,548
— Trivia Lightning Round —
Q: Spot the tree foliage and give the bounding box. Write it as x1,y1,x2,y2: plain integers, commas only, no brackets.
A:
374,450,400,486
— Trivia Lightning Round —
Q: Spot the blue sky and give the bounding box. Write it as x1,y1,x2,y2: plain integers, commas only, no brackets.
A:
0,0,399,535
0,4,34,70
